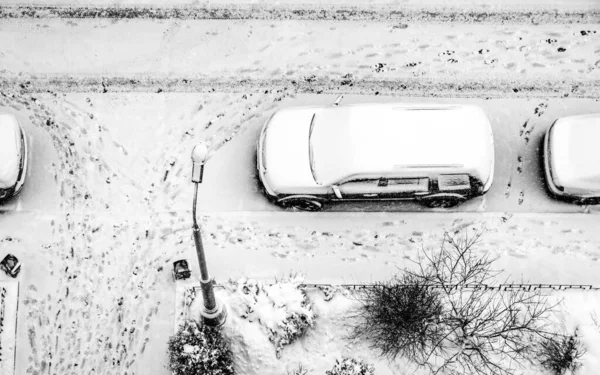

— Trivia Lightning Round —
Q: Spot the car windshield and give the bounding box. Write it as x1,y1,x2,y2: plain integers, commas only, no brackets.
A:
308,113,319,183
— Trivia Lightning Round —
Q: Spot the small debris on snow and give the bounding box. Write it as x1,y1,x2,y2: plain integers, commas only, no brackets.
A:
372,63,387,73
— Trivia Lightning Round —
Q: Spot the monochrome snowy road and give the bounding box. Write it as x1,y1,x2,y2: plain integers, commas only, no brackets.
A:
1,17,600,97
1,1,600,374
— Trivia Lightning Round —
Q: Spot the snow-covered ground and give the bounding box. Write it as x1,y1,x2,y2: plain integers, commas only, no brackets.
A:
2,85,600,374
0,281,19,375
3,92,600,214
1,18,599,97
1,0,598,12
0,1,599,374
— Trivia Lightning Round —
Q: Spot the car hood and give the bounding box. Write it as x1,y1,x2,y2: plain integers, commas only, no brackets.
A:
261,107,321,194
0,115,21,189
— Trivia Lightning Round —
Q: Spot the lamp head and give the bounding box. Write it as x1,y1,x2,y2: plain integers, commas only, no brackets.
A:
191,143,209,165
191,143,208,183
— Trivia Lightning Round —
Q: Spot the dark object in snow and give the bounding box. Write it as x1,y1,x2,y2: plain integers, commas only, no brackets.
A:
0,253,21,278
288,363,309,375
172,259,191,280
537,328,586,375
557,47,567,52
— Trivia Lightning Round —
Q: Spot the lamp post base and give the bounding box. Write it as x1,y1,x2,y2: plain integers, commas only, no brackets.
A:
200,301,228,328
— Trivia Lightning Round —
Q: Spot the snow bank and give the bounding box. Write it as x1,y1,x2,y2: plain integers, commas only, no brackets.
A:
221,275,314,358
0,281,19,375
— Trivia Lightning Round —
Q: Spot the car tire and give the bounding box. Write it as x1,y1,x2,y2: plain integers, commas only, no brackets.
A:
420,195,464,208
278,197,323,211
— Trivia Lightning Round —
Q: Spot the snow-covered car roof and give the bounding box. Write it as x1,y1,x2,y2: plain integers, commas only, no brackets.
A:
548,114,600,194
309,103,494,185
0,114,22,190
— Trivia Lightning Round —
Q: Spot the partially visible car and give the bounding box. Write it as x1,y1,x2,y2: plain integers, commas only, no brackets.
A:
257,100,495,210
544,114,600,205
0,113,28,201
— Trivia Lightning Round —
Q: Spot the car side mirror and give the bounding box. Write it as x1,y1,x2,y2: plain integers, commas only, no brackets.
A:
332,185,342,199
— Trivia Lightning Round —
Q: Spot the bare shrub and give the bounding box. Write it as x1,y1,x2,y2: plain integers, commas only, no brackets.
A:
350,229,560,375
348,273,444,361
537,328,586,375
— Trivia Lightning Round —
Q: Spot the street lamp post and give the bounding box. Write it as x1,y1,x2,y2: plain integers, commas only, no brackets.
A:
191,143,227,327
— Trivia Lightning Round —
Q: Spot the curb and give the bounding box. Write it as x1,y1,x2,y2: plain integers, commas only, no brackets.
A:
3,76,599,98
0,281,19,375
1,5,599,23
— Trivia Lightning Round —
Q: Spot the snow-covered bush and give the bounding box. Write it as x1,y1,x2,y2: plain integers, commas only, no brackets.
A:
229,275,315,358
318,284,338,301
537,328,586,375
167,319,235,375
325,357,375,375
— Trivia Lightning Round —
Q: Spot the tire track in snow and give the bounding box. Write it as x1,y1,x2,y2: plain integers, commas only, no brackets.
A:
0,5,598,24
4,76,599,98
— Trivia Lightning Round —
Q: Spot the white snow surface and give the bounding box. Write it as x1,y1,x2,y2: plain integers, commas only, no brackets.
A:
0,281,19,375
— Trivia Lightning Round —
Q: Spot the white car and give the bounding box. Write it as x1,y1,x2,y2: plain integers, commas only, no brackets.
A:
257,100,495,210
0,114,28,201
544,114,600,205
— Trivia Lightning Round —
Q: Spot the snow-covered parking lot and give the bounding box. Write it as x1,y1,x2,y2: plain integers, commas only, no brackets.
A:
3,93,600,214
1,1,600,374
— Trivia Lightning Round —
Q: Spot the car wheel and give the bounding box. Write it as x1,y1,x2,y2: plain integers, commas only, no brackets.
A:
421,195,463,208
279,197,323,211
